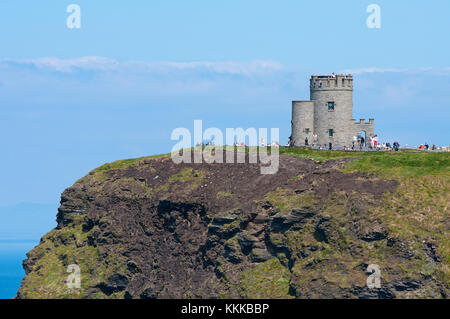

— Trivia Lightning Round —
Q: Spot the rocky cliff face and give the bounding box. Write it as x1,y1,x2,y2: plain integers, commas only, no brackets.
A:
16,151,448,298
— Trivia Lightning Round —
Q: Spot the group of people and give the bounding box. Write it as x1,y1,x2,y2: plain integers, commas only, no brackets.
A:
348,134,403,152
195,141,216,147
419,143,437,151
230,139,281,147
349,134,401,152
345,139,400,152
260,139,280,147
195,139,439,151
287,132,404,152
294,133,319,148
287,132,446,153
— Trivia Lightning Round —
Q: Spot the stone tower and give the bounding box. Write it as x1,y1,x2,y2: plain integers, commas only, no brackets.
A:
291,74,374,148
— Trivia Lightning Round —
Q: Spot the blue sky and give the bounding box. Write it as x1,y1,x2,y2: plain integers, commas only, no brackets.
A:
0,0,449,232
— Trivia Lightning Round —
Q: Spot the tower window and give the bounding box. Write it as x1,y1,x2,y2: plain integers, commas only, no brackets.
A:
328,102,335,111
328,129,334,137
304,128,310,134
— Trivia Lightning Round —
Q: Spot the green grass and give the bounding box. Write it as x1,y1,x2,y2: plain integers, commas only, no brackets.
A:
94,153,170,173
343,151,450,177
239,258,292,299
265,188,316,212
279,146,359,162
18,213,129,299
279,147,450,177
24,147,448,298
91,147,449,178
216,191,234,199
168,167,205,182
279,147,449,297
370,174,450,292
339,150,449,294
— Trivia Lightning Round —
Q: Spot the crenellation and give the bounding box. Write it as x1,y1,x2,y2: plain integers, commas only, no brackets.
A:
310,74,353,91
353,118,374,125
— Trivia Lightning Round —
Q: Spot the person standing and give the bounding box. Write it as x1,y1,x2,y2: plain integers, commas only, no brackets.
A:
393,141,400,152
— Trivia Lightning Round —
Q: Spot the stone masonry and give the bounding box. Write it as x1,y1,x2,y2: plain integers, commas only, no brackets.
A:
291,74,374,148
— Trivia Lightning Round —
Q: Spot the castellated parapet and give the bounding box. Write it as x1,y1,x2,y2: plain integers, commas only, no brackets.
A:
291,74,375,148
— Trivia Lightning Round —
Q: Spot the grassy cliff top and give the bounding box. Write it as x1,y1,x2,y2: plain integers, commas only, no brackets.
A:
17,148,449,299
93,147,449,177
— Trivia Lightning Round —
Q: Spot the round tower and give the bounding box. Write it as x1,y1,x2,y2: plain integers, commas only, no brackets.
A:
291,101,314,146
310,74,354,147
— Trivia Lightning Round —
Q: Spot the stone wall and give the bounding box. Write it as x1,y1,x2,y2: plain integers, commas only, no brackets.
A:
291,101,314,146
291,75,375,148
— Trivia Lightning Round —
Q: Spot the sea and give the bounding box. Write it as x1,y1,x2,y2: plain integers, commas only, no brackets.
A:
0,239,40,299
0,203,57,299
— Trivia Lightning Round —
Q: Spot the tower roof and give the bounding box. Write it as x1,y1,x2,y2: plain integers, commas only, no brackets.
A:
310,74,353,90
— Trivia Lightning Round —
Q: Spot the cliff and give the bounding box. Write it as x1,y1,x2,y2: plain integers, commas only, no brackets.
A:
16,149,449,299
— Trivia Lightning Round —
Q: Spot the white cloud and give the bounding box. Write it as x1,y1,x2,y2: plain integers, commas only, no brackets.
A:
9,56,119,72
3,58,447,78
0,57,283,75
340,66,450,76
139,60,284,75
340,67,407,75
